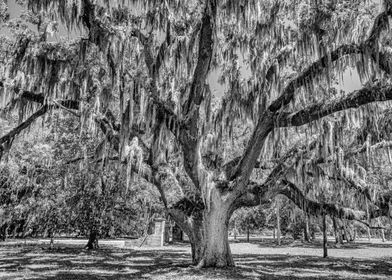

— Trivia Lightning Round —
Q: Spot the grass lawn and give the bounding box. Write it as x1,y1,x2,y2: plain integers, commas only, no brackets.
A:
0,237,391,279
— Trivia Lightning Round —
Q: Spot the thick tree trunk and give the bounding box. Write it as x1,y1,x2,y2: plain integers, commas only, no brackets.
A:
192,190,235,268
198,208,234,267
322,213,328,258
186,218,205,265
172,191,235,268
85,229,99,250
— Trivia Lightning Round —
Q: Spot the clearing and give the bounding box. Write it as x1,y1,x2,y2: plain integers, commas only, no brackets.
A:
0,237,391,279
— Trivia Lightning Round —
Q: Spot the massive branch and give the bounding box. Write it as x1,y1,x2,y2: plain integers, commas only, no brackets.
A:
278,179,388,220
269,44,362,112
232,4,392,187
0,97,79,161
276,84,392,127
0,106,47,160
179,0,217,189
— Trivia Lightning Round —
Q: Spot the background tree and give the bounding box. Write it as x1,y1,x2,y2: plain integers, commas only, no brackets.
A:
0,110,163,246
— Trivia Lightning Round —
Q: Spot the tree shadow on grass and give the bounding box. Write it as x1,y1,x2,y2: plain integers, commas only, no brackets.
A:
1,243,391,279
239,237,392,250
233,253,392,279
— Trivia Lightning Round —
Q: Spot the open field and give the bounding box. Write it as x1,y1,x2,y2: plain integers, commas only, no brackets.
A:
0,237,391,279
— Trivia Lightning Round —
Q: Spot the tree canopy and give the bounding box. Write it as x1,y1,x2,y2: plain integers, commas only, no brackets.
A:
1,0,392,268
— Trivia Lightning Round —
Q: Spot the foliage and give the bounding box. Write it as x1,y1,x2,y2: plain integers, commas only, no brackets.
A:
1,0,392,267
0,111,162,239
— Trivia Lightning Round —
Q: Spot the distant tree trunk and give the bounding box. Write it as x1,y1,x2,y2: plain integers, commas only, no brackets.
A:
304,213,310,242
273,228,276,240
341,222,348,242
346,223,355,242
377,219,385,242
333,217,343,244
234,221,237,240
276,199,281,246
85,229,99,250
311,229,316,241
49,229,54,248
246,221,250,243
332,217,338,243
353,227,357,242
0,224,6,241
322,213,328,258
367,227,371,241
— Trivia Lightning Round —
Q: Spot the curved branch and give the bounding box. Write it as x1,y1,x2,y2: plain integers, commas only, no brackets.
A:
346,140,392,159
270,3,392,113
276,84,392,127
0,105,47,146
269,44,362,112
179,0,217,189
279,179,385,220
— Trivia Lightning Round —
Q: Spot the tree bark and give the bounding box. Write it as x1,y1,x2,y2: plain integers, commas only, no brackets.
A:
187,218,205,265
196,197,234,268
170,190,235,268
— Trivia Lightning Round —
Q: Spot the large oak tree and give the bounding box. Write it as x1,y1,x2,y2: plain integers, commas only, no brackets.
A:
1,0,392,268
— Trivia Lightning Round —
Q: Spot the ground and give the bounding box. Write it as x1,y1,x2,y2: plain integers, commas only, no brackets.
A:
0,237,391,279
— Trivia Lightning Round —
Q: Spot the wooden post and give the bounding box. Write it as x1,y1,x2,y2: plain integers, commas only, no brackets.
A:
322,212,328,258
276,199,281,246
